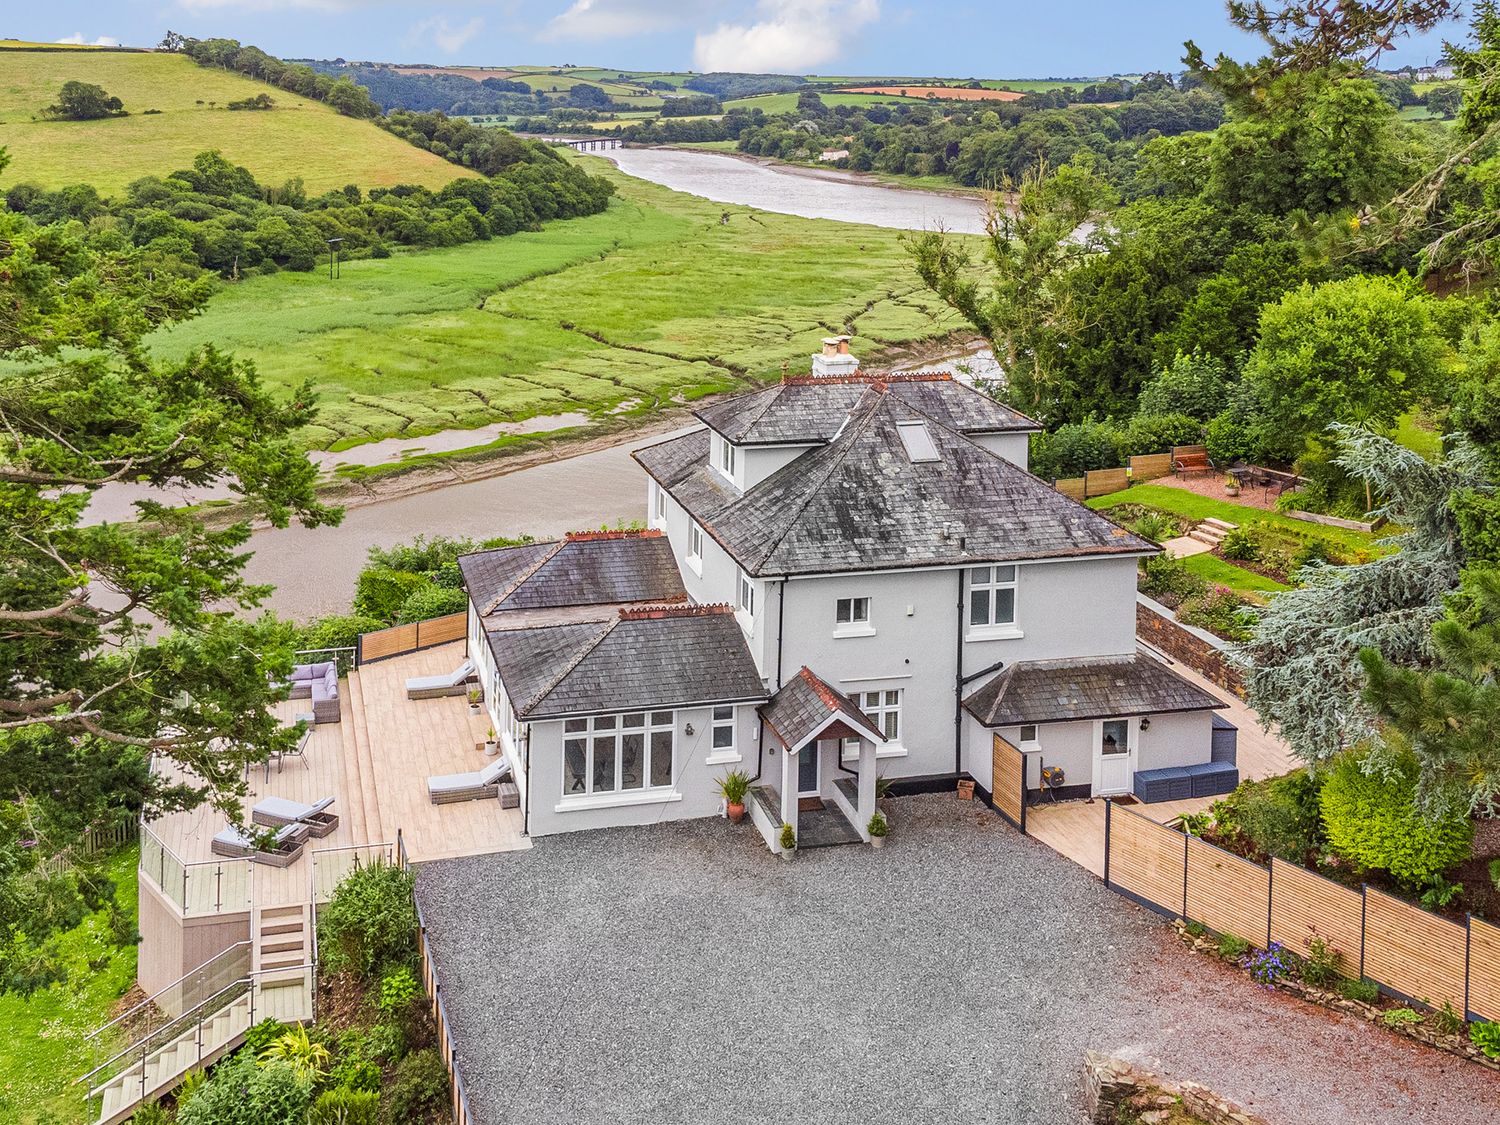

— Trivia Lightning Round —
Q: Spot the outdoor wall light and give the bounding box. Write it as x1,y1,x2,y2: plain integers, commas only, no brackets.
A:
684,723,695,736
1139,717,1151,731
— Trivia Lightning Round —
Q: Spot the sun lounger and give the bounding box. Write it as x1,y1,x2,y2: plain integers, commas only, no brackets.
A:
427,755,512,805
406,658,477,700
210,822,310,866
251,795,339,837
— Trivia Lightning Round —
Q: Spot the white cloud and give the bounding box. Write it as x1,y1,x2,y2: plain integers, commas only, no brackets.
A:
539,0,689,43
409,16,485,55
175,0,354,10
693,0,879,73
54,33,123,46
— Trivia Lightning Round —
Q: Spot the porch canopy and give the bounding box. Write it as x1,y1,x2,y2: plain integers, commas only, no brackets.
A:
758,667,885,849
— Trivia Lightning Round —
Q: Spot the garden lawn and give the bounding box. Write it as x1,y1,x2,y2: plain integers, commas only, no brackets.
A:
149,158,967,450
0,846,139,1125
1180,553,1290,598
0,49,468,195
1087,485,1383,559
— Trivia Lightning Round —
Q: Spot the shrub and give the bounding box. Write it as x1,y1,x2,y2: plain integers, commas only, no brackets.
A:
1491,857,1500,892
395,584,469,625
367,534,482,574
331,1054,382,1094
353,567,429,623
1136,353,1231,422
244,1018,289,1057
258,1025,330,1078
310,1088,379,1125
1472,1020,1500,1058
364,1021,407,1064
1339,977,1381,1004
868,810,888,838
779,822,797,850
1214,770,1326,863
1431,1001,1466,1037
317,861,418,978
1217,933,1249,959
1380,1007,1423,1030
1299,927,1344,986
1129,512,1179,544
1030,417,1125,481
1178,587,1255,642
299,614,385,653
1319,750,1474,888
1121,411,1204,458
130,1104,170,1125
1219,526,1259,561
1139,556,1206,602
177,1055,312,1125
383,1049,450,1125
1419,874,1464,912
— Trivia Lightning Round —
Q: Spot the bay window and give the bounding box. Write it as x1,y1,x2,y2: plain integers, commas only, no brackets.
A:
562,711,675,799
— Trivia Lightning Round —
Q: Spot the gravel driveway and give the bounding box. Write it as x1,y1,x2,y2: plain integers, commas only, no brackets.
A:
415,796,1500,1125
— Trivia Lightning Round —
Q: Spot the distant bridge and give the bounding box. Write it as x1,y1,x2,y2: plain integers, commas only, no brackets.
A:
538,137,623,152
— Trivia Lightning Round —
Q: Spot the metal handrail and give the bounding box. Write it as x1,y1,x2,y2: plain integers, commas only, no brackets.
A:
84,941,251,1043
78,962,315,1087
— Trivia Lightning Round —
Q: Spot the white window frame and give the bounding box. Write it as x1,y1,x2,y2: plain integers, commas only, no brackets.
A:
560,711,678,810
839,686,906,760
686,521,704,576
712,432,737,481
833,595,875,638
1018,723,1039,748
737,568,755,616
706,704,740,765
967,564,1022,639
651,481,668,526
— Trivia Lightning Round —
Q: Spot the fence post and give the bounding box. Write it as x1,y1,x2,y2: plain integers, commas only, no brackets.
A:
1102,799,1111,888
1181,830,1190,920
1465,914,1473,1020
1359,885,1368,980
1017,751,1027,835
1265,859,1274,949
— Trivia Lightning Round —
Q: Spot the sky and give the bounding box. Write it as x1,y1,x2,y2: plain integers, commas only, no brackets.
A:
11,1,1465,78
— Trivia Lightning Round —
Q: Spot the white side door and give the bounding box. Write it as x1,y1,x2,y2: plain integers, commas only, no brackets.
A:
1093,718,1135,796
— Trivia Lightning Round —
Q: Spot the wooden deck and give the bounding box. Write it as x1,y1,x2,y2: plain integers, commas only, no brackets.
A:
144,642,527,913
1023,657,1296,877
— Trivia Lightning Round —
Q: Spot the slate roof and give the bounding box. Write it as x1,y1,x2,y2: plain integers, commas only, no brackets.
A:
962,655,1227,727
692,374,1039,446
458,532,686,617
635,385,1154,577
485,605,767,720
759,666,885,750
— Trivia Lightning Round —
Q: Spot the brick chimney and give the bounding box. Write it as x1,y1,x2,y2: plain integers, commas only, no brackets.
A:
810,335,860,379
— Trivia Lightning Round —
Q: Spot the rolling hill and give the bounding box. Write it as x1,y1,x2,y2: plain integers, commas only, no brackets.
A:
0,47,473,195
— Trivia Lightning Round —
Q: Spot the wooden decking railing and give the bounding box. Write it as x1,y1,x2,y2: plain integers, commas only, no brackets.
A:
356,612,467,665
1103,801,1500,1021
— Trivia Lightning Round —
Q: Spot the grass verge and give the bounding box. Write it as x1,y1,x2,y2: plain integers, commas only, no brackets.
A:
1180,552,1291,598
0,846,139,1125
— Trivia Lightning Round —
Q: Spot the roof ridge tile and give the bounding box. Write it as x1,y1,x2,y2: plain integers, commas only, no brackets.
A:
618,602,734,621
483,540,564,615
518,618,618,715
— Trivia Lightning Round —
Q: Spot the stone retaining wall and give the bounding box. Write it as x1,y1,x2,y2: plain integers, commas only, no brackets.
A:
1136,599,1245,698
1084,1051,1272,1125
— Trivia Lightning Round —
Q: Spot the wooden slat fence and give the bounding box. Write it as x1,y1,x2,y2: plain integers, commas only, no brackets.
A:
991,734,1026,831
1084,467,1129,498
1104,802,1500,1019
1054,477,1086,501
357,612,467,665
1129,452,1173,481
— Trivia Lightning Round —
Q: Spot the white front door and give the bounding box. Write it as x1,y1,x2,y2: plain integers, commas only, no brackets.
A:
1094,718,1135,796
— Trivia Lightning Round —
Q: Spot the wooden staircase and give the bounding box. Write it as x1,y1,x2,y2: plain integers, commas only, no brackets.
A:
343,668,387,843
84,909,314,1125
1187,517,1236,548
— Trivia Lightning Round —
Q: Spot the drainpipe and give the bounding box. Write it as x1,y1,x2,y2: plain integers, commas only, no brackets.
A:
521,727,531,836
748,577,789,786
954,570,964,776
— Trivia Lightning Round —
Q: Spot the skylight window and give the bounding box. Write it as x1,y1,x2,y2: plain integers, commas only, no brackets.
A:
896,421,941,463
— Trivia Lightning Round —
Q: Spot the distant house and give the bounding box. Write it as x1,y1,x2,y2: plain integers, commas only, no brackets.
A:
459,338,1231,852
819,148,850,162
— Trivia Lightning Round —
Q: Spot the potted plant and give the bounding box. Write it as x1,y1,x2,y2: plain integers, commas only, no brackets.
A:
868,810,888,849
778,822,796,859
1224,473,1240,497
716,769,750,825
484,727,498,757
467,688,482,715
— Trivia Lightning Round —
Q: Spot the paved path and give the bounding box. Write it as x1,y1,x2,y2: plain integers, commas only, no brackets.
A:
415,797,1500,1125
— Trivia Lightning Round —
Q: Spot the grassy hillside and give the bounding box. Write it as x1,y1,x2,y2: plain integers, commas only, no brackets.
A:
150,157,969,451
0,48,471,195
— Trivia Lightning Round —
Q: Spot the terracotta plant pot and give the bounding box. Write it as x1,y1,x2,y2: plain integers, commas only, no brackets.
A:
727,800,746,824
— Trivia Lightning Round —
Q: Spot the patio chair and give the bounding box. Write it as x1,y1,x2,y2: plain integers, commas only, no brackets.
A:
427,755,512,805
406,658,477,700
210,822,310,866
251,795,339,838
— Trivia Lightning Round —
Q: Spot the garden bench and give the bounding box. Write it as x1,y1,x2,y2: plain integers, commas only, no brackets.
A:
1170,445,1216,476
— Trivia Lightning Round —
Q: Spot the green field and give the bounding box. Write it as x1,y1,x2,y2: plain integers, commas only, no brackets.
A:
0,847,139,1125
0,48,470,195
149,157,969,450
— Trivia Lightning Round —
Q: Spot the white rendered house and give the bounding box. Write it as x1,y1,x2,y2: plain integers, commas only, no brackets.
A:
459,339,1234,851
